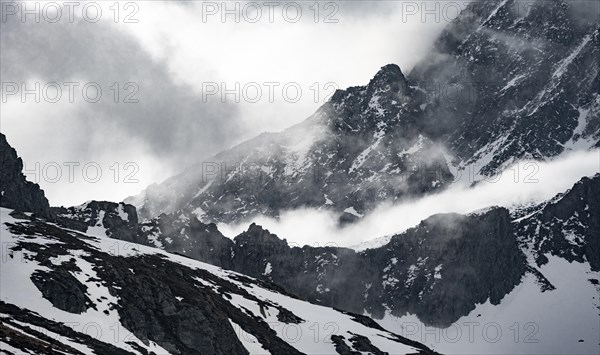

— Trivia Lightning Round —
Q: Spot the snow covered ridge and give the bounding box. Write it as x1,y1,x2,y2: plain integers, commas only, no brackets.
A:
0,208,437,355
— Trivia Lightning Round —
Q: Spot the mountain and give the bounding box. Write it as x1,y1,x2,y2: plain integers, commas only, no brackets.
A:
0,207,438,355
514,174,600,271
50,201,139,243
127,0,600,223
2,0,599,353
126,65,454,224
5,121,593,352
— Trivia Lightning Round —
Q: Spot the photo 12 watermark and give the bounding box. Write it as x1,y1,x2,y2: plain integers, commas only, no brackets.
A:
201,81,339,104
199,1,340,23
0,1,140,24
21,161,140,184
398,320,540,345
1,82,139,104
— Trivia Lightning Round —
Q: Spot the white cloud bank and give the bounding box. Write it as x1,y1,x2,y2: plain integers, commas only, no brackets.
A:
219,149,600,247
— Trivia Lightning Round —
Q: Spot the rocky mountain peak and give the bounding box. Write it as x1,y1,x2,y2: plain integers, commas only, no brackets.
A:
368,63,407,89
235,223,288,247
331,63,411,104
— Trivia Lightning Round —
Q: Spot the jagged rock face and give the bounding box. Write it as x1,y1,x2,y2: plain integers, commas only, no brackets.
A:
232,224,376,313
515,173,600,271
138,210,235,268
0,133,50,217
363,208,526,326
29,258,97,315
128,0,599,224
51,201,140,243
1,209,435,355
53,202,236,268
412,0,600,174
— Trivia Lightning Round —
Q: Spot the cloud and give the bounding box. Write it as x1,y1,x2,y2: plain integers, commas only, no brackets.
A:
218,149,600,247
1,11,243,161
1,5,243,205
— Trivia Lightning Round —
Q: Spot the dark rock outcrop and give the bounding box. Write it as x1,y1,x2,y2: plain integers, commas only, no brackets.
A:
363,208,526,326
0,133,50,217
515,173,600,271
51,201,140,243
30,267,94,314
137,210,235,268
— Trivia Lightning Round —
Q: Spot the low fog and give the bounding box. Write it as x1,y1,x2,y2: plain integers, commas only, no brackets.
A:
218,149,600,247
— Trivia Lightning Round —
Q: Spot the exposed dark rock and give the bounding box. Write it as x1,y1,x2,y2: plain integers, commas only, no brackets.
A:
348,333,386,355
51,201,140,243
30,268,94,314
515,173,600,271
0,133,50,217
276,307,303,324
331,335,360,355
137,210,234,268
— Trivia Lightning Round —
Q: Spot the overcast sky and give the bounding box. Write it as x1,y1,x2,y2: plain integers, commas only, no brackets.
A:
0,0,465,206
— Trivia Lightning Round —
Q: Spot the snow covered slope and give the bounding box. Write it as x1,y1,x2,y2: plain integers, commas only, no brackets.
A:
377,255,599,354
0,208,436,355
